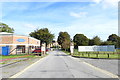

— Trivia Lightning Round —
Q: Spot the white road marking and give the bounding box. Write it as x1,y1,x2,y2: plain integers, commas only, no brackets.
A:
10,56,48,78
68,56,119,78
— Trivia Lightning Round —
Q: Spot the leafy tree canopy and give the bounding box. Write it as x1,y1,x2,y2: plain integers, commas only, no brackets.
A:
0,22,14,33
73,34,89,47
89,36,101,46
107,34,118,42
57,32,70,50
29,28,54,46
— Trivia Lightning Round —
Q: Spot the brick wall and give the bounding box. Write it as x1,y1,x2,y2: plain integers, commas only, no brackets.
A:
1,35,13,44
0,34,40,46
13,35,28,44
29,37,40,45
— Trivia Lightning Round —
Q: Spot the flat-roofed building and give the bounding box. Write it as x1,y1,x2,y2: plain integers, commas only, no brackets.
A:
0,32,40,55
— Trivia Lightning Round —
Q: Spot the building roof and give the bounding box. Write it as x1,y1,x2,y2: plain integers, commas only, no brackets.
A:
0,32,13,35
0,32,40,41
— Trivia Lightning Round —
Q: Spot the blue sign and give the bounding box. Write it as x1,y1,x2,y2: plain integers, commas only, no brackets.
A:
17,39,26,42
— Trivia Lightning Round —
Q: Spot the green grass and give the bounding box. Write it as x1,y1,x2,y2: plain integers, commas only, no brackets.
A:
1,53,39,59
74,52,120,59
64,49,120,59
116,49,120,52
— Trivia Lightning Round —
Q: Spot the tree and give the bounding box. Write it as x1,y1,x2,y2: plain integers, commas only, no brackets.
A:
116,36,120,48
107,34,119,48
57,32,70,50
29,28,54,46
0,22,14,33
89,36,101,45
73,34,89,48
100,41,114,45
107,34,118,42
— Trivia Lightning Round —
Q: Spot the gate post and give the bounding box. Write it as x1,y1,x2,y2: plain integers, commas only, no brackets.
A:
70,42,74,55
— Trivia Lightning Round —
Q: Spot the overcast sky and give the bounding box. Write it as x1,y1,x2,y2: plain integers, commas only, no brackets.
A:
0,0,119,41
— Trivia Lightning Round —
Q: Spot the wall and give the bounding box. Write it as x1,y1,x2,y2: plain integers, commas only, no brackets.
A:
13,35,28,44
1,35,13,44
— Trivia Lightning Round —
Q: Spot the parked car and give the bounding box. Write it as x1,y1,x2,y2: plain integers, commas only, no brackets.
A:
32,48,48,53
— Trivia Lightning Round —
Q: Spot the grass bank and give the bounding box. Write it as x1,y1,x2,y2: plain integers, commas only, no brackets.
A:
64,49,120,59
1,53,41,59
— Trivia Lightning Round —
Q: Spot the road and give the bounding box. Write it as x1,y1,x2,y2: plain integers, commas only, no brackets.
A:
10,51,119,78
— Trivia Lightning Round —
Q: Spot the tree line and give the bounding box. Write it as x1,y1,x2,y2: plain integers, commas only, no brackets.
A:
57,32,120,50
0,22,120,50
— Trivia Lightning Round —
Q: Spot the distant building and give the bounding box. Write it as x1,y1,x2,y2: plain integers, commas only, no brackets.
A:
0,32,40,55
47,41,61,48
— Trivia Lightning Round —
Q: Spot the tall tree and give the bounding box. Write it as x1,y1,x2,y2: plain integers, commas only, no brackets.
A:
116,37,120,48
107,34,119,48
89,36,101,45
29,28,54,46
57,32,70,50
107,34,118,42
73,34,89,48
0,22,14,33
100,41,114,45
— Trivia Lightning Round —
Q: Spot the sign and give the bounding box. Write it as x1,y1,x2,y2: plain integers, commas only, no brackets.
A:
78,45,115,52
70,46,74,53
41,47,45,51
17,39,25,42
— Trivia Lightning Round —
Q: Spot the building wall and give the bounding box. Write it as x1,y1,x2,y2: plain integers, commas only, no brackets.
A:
29,37,40,46
0,35,40,46
13,35,29,44
0,33,40,55
1,35,13,44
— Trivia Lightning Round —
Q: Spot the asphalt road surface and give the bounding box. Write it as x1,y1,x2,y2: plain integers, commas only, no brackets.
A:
10,51,119,78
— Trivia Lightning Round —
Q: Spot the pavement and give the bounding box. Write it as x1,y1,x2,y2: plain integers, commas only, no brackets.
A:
2,57,41,78
8,50,119,78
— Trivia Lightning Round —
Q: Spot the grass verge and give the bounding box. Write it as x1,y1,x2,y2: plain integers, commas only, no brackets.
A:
1,53,41,59
64,50,120,59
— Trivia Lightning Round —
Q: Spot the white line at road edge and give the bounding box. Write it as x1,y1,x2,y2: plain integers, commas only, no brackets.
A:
68,56,119,78
10,56,47,78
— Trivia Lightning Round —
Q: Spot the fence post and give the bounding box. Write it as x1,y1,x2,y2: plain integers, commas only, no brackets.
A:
88,52,90,57
79,52,80,56
82,53,84,56
107,53,109,58
96,52,99,58
113,52,114,54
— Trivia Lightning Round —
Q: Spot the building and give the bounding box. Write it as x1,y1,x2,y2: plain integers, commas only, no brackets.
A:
47,41,61,48
0,32,40,55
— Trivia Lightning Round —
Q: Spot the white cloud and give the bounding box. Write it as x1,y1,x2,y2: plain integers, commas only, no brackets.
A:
24,24,37,29
92,0,119,8
70,12,87,18
92,0,101,4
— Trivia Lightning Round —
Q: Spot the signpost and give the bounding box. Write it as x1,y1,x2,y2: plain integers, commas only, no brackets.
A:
41,43,46,56
70,42,74,55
